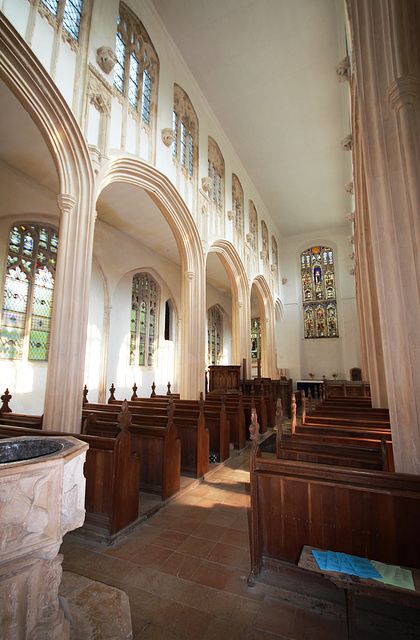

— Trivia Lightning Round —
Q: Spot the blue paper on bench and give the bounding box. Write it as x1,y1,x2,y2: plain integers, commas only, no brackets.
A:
312,550,382,579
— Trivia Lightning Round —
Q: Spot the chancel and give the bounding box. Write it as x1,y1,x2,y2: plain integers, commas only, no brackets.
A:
0,1,419,638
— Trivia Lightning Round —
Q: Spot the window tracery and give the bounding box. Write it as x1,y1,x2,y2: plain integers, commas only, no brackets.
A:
130,273,159,366
248,201,258,252
232,174,243,235
39,0,83,41
173,85,198,178
301,246,338,338
271,236,278,275
207,306,223,365
251,317,261,363
114,3,158,127
261,221,269,264
208,137,225,213
0,223,58,361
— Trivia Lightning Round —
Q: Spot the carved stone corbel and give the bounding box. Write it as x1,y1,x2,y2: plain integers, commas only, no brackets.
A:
161,128,175,147
96,47,116,74
201,177,212,194
246,233,253,244
344,182,354,196
336,56,350,83
227,210,235,221
386,75,418,112
341,134,353,151
260,250,267,261
346,211,355,223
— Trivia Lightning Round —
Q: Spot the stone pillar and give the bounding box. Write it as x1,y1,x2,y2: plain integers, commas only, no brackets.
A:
349,0,420,473
180,268,206,399
98,303,112,404
43,193,96,433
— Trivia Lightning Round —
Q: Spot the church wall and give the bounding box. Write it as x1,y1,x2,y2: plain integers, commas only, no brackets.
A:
206,284,233,366
277,227,360,386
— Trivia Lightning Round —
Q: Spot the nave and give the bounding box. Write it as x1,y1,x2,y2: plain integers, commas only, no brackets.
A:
60,442,400,640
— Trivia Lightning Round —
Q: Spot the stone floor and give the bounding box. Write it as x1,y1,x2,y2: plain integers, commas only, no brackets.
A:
61,442,350,640
60,436,416,640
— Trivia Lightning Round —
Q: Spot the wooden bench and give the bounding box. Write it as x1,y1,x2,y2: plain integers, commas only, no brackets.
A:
83,401,181,500
0,404,141,539
248,414,420,588
204,393,246,450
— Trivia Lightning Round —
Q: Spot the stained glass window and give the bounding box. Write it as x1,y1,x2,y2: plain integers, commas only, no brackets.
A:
130,273,158,367
251,317,261,362
208,137,224,212
173,85,198,178
114,4,158,126
0,224,58,361
301,246,338,338
207,306,222,366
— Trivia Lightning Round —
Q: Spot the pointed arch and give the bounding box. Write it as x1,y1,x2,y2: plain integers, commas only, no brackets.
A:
251,275,276,378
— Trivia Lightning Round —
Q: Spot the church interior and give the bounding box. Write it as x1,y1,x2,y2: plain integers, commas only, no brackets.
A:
0,0,419,638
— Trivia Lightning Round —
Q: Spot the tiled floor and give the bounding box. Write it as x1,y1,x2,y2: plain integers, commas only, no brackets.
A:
61,445,348,640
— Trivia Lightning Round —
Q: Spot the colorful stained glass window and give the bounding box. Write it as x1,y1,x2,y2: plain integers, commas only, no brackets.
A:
0,224,58,361
301,246,338,338
207,306,223,366
114,5,158,126
251,317,261,362
130,273,158,367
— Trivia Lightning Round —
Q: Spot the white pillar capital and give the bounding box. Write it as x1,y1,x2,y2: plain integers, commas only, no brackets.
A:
386,75,418,112
185,270,195,281
56,193,76,214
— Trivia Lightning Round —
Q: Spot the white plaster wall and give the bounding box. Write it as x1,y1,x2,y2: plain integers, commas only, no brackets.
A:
2,0,30,38
83,260,105,403
55,42,76,107
32,13,55,73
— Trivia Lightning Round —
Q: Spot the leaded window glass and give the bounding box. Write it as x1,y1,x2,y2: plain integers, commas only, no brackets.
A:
232,174,243,234
251,317,261,362
130,273,159,367
248,201,258,252
301,246,338,338
207,306,222,366
114,4,159,126
208,137,224,212
173,84,198,178
0,224,58,361
40,0,83,42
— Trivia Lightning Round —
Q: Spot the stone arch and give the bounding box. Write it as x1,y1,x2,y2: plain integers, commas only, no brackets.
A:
206,240,250,368
0,15,95,432
251,275,276,378
97,157,205,399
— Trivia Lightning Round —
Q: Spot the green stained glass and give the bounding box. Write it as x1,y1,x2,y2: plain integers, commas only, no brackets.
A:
10,227,21,252
0,325,23,359
39,228,48,249
28,329,49,361
131,273,158,367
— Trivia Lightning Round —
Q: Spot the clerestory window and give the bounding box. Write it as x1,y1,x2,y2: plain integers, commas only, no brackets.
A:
130,273,159,366
208,137,225,212
0,223,59,361
114,3,158,126
173,85,198,177
232,174,244,235
301,246,339,338
40,0,84,41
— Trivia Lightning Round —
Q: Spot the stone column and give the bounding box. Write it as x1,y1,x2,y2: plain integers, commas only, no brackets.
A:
43,193,96,433
349,0,420,473
180,268,206,399
98,304,112,404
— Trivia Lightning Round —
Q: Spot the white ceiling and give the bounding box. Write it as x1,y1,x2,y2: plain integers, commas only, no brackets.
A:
151,0,351,237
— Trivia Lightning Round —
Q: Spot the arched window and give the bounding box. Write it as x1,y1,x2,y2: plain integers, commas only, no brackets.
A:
301,246,339,338
173,84,198,177
130,273,159,366
208,137,225,213
251,317,261,363
40,0,84,41
207,306,223,365
231,174,243,234
261,221,269,265
0,223,58,361
271,236,278,276
114,3,159,126
248,201,258,252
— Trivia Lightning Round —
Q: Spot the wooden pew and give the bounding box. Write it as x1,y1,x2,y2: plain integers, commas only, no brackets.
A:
0,403,141,538
204,392,246,450
83,401,181,500
248,412,420,591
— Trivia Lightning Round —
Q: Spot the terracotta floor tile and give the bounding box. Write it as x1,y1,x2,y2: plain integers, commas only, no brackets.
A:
183,505,214,522
195,497,219,509
146,513,177,529
254,596,296,636
197,588,238,618
224,569,265,601
204,511,239,527
104,537,146,560
159,551,203,580
220,528,250,548
187,484,213,497
230,596,261,626
190,560,235,590
207,542,247,568
168,516,202,535
193,522,229,541
123,565,159,591
129,524,166,544
151,529,189,550
178,535,216,558
169,605,213,638
131,543,174,569
242,628,287,640
136,621,184,639
200,616,248,640
290,606,346,640
230,512,251,532
129,589,180,626
161,503,193,517
168,577,210,609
